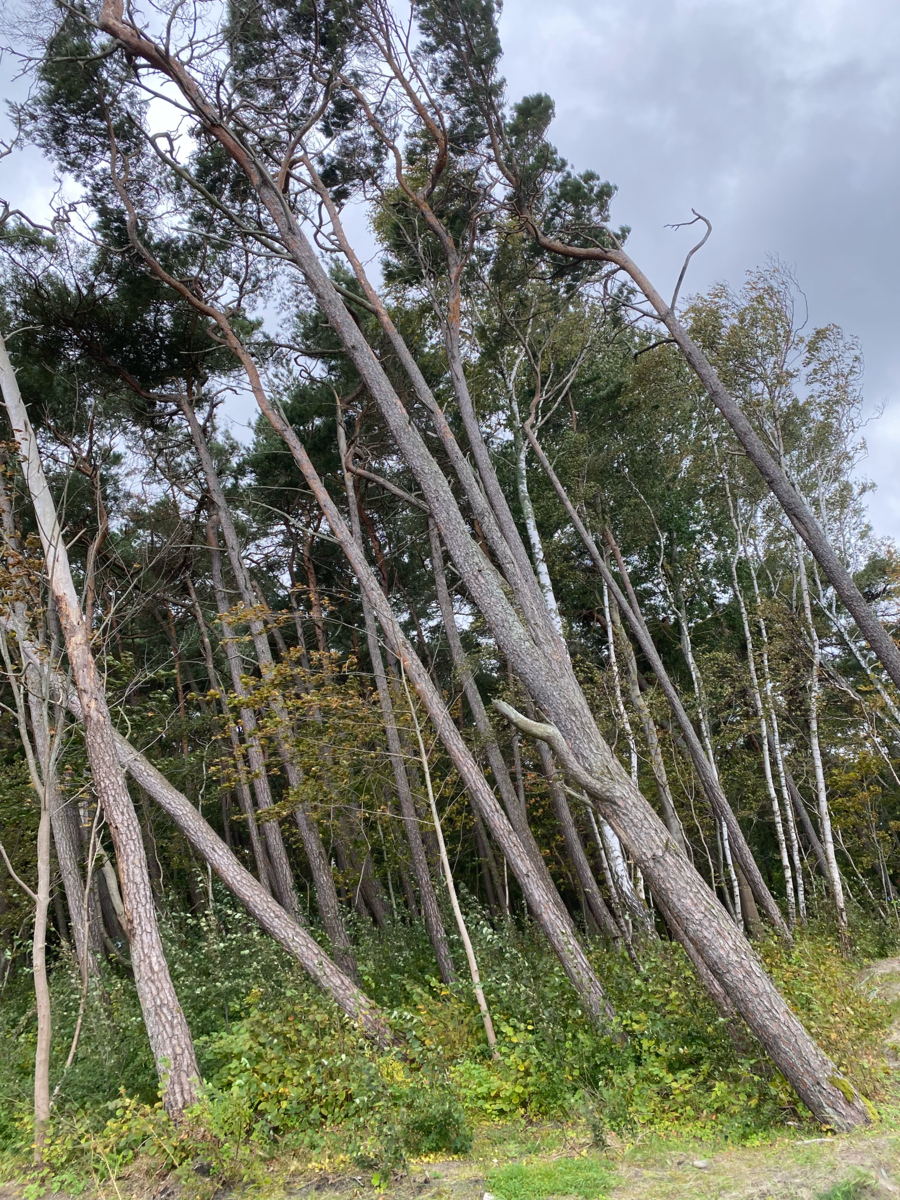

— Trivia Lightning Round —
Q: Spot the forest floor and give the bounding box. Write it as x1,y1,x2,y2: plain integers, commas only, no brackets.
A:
3,959,899,1200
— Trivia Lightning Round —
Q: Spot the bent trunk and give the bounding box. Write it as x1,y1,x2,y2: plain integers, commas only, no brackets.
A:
1,333,201,1118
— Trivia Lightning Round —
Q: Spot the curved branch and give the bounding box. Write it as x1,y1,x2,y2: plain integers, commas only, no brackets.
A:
667,210,712,312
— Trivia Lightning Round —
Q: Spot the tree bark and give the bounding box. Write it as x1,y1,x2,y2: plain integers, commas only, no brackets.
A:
519,428,788,936
0,471,103,974
337,416,456,983
517,221,900,698
795,539,849,938
183,402,355,975
186,578,272,892
536,741,623,942
7,641,400,1047
608,586,685,849
207,528,301,918
1,332,200,1118
400,666,497,1049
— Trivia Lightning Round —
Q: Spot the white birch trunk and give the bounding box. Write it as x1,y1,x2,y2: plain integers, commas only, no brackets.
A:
400,669,497,1049
744,556,807,922
600,581,646,917
795,536,848,935
676,604,743,925
728,553,795,926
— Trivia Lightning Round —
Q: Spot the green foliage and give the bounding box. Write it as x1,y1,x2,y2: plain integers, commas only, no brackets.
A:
0,879,896,1196
485,1157,615,1200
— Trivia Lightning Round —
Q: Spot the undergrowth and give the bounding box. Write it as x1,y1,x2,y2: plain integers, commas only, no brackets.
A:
485,1157,615,1200
0,889,895,1196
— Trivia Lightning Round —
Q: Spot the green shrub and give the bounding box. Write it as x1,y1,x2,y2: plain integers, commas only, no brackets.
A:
1,893,895,1194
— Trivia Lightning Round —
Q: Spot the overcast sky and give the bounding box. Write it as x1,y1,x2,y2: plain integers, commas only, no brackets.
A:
2,0,899,536
497,0,900,539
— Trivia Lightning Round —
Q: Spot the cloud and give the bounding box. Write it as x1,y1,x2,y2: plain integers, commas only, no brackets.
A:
499,0,900,538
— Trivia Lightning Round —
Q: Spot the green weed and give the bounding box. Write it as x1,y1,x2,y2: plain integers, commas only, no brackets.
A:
485,1157,615,1200
816,1173,876,1199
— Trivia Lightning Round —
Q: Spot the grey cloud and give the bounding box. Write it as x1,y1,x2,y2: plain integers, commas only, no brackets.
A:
499,0,900,536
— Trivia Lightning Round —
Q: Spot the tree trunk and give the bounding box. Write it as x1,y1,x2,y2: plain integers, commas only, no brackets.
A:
495,699,868,1131
19,651,399,1046
795,539,849,940
400,667,497,1049
519,223,900,697
1,333,201,1118
609,595,685,849
727,552,795,926
183,403,355,975
536,741,623,942
337,417,456,983
33,795,51,1163
428,524,576,925
207,529,301,920
0,472,102,975
523,425,789,937
675,599,743,926
746,555,808,923
187,578,272,892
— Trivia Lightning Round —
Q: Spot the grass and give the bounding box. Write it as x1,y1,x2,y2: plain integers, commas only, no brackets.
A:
815,1177,875,1200
485,1158,616,1200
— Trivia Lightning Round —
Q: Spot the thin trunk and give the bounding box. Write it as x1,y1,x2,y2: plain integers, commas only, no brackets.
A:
208,528,300,919
601,579,657,930
518,219,900,698
747,557,808,923
187,578,272,893
675,600,743,927
0,473,101,974
608,595,685,849
508,420,621,935
471,805,506,917
514,429,623,934
33,794,51,1162
336,423,456,983
400,666,497,1050
428,523,584,935
727,551,795,927
795,539,849,939
522,427,788,936
603,579,639,785
160,605,189,756
1,337,200,1116
512,420,564,635
303,535,329,659
536,741,622,941
182,403,354,974
777,741,831,879
0,633,54,1161
16,639,399,1046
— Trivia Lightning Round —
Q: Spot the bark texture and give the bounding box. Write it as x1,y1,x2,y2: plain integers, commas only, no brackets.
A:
1,333,201,1117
